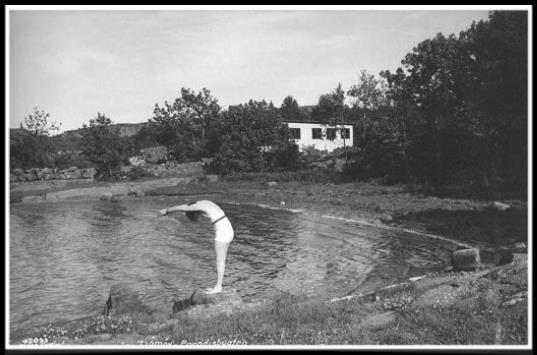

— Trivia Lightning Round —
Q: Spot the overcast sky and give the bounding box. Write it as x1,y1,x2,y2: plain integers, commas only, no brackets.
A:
9,8,492,132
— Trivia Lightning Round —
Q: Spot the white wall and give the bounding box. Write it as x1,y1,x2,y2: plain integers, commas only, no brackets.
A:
286,122,354,152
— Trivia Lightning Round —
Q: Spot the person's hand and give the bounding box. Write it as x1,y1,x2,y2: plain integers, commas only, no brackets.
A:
159,208,168,216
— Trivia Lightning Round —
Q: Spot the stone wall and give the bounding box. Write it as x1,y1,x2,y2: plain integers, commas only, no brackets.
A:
120,161,207,178
10,158,212,183
10,167,97,182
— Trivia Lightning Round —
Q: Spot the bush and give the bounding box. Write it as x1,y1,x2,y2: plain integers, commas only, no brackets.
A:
206,100,293,175
298,146,330,166
264,144,301,171
81,113,132,181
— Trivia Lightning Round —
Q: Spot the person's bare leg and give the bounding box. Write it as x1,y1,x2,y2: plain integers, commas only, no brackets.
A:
205,241,229,294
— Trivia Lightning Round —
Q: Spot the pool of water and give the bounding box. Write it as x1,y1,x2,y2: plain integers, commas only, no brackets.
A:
9,196,459,334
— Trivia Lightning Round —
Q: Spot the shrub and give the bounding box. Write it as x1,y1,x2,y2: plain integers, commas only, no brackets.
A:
81,113,132,180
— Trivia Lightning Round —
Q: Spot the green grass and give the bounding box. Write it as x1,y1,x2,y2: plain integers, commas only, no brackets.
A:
169,293,373,345
15,283,528,346
382,298,527,345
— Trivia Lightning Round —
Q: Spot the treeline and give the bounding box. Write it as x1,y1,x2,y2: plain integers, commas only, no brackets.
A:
10,11,527,195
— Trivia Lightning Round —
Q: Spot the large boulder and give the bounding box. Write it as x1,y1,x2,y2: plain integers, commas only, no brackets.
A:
479,248,514,266
103,283,149,317
24,173,37,181
64,169,82,179
451,248,481,271
12,168,25,176
310,161,330,171
172,289,243,317
513,242,526,251
172,289,211,314
128,156,147,167
491,201,510,211
140,146,167,164
80,168,97,179
42,172,54,180
24,168,39,175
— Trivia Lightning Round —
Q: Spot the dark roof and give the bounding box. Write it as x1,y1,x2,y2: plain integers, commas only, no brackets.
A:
283,120,354,126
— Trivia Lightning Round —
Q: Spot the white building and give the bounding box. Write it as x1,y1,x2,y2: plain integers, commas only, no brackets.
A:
284,121,354,152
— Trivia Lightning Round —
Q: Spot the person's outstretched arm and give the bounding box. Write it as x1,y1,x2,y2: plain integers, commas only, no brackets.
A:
160,202,199,216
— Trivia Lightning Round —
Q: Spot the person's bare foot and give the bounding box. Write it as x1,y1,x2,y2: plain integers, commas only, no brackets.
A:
204,287,222,294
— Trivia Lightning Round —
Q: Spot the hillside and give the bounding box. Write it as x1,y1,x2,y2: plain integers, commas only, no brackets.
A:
10,122,151,152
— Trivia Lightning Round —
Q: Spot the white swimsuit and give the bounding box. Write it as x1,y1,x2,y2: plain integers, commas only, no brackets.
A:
213,216,234,243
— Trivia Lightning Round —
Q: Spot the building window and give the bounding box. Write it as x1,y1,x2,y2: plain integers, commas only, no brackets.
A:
340,128,350,139
326,128,336,141
312,128,323,139
290,128,301,140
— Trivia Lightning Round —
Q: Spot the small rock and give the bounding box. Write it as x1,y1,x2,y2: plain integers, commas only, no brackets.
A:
491,201,510,211
81,168,97,179
451,248,481,271
205,174,218,183
379,214,393,223
22,195,45,202
267,181,278,186
513,242,526,250
501,291,527,307
100,192,113,201
64,170,82,179
129,156,147,167
191,289,210,305
120,166,134,174
172,289,210,314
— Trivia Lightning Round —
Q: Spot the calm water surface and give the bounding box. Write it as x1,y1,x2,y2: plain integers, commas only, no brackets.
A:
10,197,458,334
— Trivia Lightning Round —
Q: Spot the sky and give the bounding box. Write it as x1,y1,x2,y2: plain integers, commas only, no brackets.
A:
8,7,493,133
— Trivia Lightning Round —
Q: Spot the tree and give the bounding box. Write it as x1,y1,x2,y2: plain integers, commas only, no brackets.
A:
459,11,528,189
11,107,62,168
150,88,222,162
374,10,527,192
207,100,294,174
280,95,305,122
312,83,350,163
20,107,62,136
347,70,388,143
81,113,130,180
